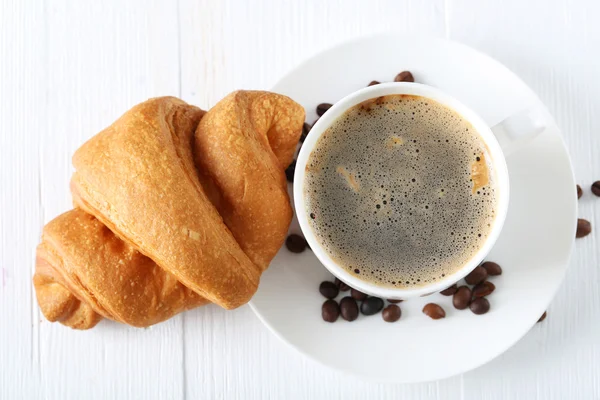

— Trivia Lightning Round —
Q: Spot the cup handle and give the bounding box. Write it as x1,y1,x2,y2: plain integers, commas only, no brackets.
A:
490,107,546,156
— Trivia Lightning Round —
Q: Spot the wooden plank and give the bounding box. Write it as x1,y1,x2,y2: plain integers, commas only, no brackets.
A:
177,1,460,398
448,0,600,398
27,0,184,399
0,0,45,398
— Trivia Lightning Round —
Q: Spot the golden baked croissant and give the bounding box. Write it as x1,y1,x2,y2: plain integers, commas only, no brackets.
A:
34,91,305,329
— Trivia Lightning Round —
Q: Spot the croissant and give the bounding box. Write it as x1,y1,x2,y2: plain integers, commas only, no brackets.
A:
34,91,305,329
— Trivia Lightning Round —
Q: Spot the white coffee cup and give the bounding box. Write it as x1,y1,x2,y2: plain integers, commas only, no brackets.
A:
294,82,545,299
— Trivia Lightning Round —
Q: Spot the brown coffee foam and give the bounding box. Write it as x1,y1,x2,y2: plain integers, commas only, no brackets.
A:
305,95,498,289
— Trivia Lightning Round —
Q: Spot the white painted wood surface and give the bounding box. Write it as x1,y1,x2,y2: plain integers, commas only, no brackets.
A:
1,0,599,398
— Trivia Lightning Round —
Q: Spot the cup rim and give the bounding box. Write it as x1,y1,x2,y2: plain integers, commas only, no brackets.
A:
293,82,510,299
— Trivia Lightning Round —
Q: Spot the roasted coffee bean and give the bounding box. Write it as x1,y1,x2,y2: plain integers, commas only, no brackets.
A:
334,277,350,291
319,281,339,299
360,297,384,315
538,311,547,323
394,71,414,82
382,304,401,322
285,234,307,253
472,281,495,298
368,80,381,86
469,297,490,315
285,160,296,183
440,284,458,296
422,303,445,319
316,103,333,117
387,299,403,303
481,261,502,276
591,181,600,196
300,122,311,142
350,288,368,301
577,184,583,199
339,296,359,321
453,286,472,310
322,299,340,322
465,266,488,285
576,218,592,238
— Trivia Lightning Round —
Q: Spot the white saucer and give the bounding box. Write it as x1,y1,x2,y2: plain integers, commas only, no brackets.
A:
249,34,577,383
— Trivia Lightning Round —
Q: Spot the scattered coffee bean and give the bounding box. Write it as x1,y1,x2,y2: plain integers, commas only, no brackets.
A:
440,284,458,296
350,288,368,301
300,122,311,142
368,80,380,86
422,303,445,319
472,281,495,298
576,218,592,238
538,311,547,323
481,261,502,276
340,296,359,321
387,299,403,303
285,234,307,253
465,266,488,285
360,297,384,315
334,277,350,291
285,160,296,183
319,281,339,299
316,103,332,117
322,299,340,322
394,71,414,82
592,181,600,197
382,304,401,322
469,297,490,315
577,184,583,199
453,286,472,310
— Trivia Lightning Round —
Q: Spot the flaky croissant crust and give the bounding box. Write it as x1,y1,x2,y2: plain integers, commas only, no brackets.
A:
34,91,304,329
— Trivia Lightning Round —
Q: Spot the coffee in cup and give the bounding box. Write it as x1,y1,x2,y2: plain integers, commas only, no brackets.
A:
303,94,499,289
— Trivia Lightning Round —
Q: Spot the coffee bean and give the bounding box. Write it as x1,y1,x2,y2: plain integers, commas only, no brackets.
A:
300,122,311,142
350,288,367,301
453,286,472,310
469,297,490,315
387,299,403,303
577,184,583,199
472,281,495,298
316,103,332,117
576,218,592,238
339,297,359,321
481,261,502,276
319,281,339,299
538,311,547,323
422,303,445,319
394,71,414,83
322,299,340,322
334,277,350,291
382,304,401,322
360,297,384,315
285,234,307,253
368,80,380,86
285,160,296,183
592,181,600,196
465,266,488,285
440,284,458,296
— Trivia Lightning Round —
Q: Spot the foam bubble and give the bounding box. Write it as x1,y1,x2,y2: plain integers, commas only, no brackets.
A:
304,95,498,289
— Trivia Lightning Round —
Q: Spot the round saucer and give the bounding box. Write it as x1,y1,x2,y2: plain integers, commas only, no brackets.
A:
249,34,576,383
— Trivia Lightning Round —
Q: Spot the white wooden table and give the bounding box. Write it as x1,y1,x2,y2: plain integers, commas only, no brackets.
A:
2,0,600,398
